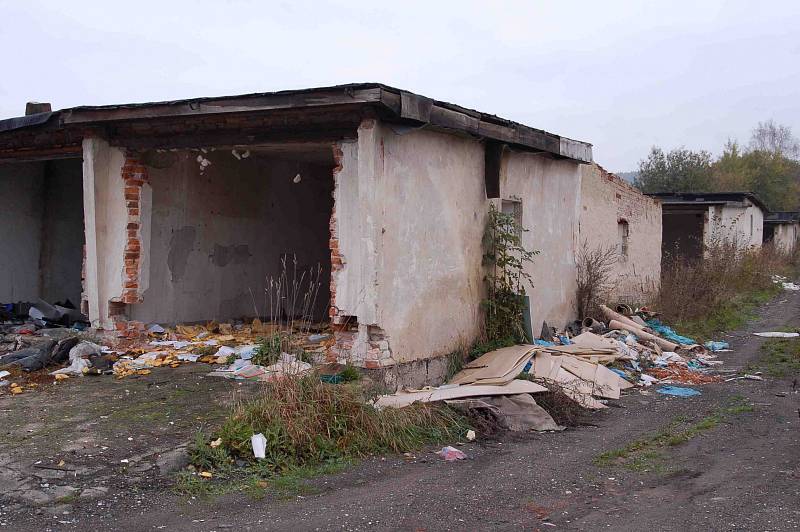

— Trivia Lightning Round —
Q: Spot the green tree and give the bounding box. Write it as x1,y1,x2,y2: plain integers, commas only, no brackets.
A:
634,146,714,193
710,127,800,211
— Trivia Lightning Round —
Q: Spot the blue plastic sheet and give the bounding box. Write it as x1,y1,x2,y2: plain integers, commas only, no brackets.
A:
534,339,555,347
646,319,696,345
686,360,705,371
704,340,729,352
657,385,701,397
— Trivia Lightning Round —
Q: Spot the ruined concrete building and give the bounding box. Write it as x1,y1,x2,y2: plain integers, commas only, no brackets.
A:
0,83,615,378
578,164,662,303
764,212,800,254
651,192,767,261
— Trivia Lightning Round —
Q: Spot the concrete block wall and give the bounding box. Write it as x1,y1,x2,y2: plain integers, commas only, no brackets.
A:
578,163,662,305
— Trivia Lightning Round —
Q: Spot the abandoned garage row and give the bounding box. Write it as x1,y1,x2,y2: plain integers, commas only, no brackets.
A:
0,83,665,381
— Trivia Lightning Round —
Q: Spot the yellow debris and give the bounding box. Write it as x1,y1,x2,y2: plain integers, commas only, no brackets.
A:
200,471,213,479
137,369,152,376
54,374,69,381
210,438,222,448
177,324,205,338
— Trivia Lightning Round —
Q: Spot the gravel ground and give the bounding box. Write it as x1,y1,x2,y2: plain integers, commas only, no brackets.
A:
2,289,799,531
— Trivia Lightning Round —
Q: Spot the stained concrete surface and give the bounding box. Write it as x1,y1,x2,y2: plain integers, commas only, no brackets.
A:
1,290,799,531
130,151,334,324
0,159,84,304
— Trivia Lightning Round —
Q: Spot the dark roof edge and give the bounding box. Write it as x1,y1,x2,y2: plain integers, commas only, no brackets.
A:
765,211,800,223
0,83,592,163
646,192,769,213
0,112,56,133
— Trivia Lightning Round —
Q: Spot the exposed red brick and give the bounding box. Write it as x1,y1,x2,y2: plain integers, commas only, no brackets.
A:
111,152,151,329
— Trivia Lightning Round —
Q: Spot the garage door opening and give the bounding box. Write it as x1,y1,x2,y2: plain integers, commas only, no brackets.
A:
0,158,85,317
127,145,336,327
661,210,704,262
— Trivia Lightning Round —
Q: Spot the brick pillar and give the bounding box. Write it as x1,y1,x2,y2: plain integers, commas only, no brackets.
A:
329,144,344,322
120,153,149,305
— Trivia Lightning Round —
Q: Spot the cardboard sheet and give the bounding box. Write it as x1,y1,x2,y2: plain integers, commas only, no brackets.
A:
374,379,547,409
451,345,538,385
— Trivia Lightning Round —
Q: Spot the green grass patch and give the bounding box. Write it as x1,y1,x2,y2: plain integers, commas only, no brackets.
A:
175,458,349,499
594,397,753,473
754,338,800,378
676,286,780,340
181,373,469,497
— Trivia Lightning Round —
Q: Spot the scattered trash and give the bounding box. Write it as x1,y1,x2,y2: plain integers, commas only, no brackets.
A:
656,386,701,397
772,275,800,291
251,433,267,459
646,319,696,345
466,430,476,441
725,374,764,382
436,446,466,461
647,366,722,385
754,332,799,338
704,341,730,352
210,438,222,448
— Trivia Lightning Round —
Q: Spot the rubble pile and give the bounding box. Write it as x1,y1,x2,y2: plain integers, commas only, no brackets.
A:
0,316,335,394
375,301,739,428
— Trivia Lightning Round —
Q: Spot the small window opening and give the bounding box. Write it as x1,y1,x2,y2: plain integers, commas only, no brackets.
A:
618,219,630,258
501,199,523,236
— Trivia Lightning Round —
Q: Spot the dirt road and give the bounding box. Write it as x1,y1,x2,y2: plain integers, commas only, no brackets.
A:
3,290,799,531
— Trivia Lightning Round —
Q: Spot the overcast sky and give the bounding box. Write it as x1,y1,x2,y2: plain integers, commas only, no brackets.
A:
1,0,799,170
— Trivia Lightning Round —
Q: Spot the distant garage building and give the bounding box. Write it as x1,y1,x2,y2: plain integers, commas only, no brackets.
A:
649,192,767,261
764,212,800,254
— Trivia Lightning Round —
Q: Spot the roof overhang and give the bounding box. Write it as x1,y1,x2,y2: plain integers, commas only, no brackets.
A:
0,83,592,163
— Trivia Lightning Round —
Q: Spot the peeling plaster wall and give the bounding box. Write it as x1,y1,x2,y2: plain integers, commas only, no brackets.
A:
332,123,486,364
82,138,128,328
0,162,45,301
771,223,799,253
129,151,333,324
704,202,764,249
501,150,582,332
578,163,661,304
375,125,486,363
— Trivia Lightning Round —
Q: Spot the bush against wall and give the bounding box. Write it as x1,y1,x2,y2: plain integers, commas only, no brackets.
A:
482,204,538,343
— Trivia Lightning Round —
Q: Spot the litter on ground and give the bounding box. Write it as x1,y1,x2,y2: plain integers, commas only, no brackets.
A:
436,446,467,461
657,386,702,397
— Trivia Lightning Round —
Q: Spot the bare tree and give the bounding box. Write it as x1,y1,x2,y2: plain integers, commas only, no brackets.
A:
748,120,800,159
575,240,619,319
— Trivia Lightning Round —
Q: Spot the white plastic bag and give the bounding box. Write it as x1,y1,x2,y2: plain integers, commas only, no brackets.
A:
251,433,267,459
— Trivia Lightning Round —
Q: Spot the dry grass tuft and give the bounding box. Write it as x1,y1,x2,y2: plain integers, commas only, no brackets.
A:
654,227,798,337
190,373,468,474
